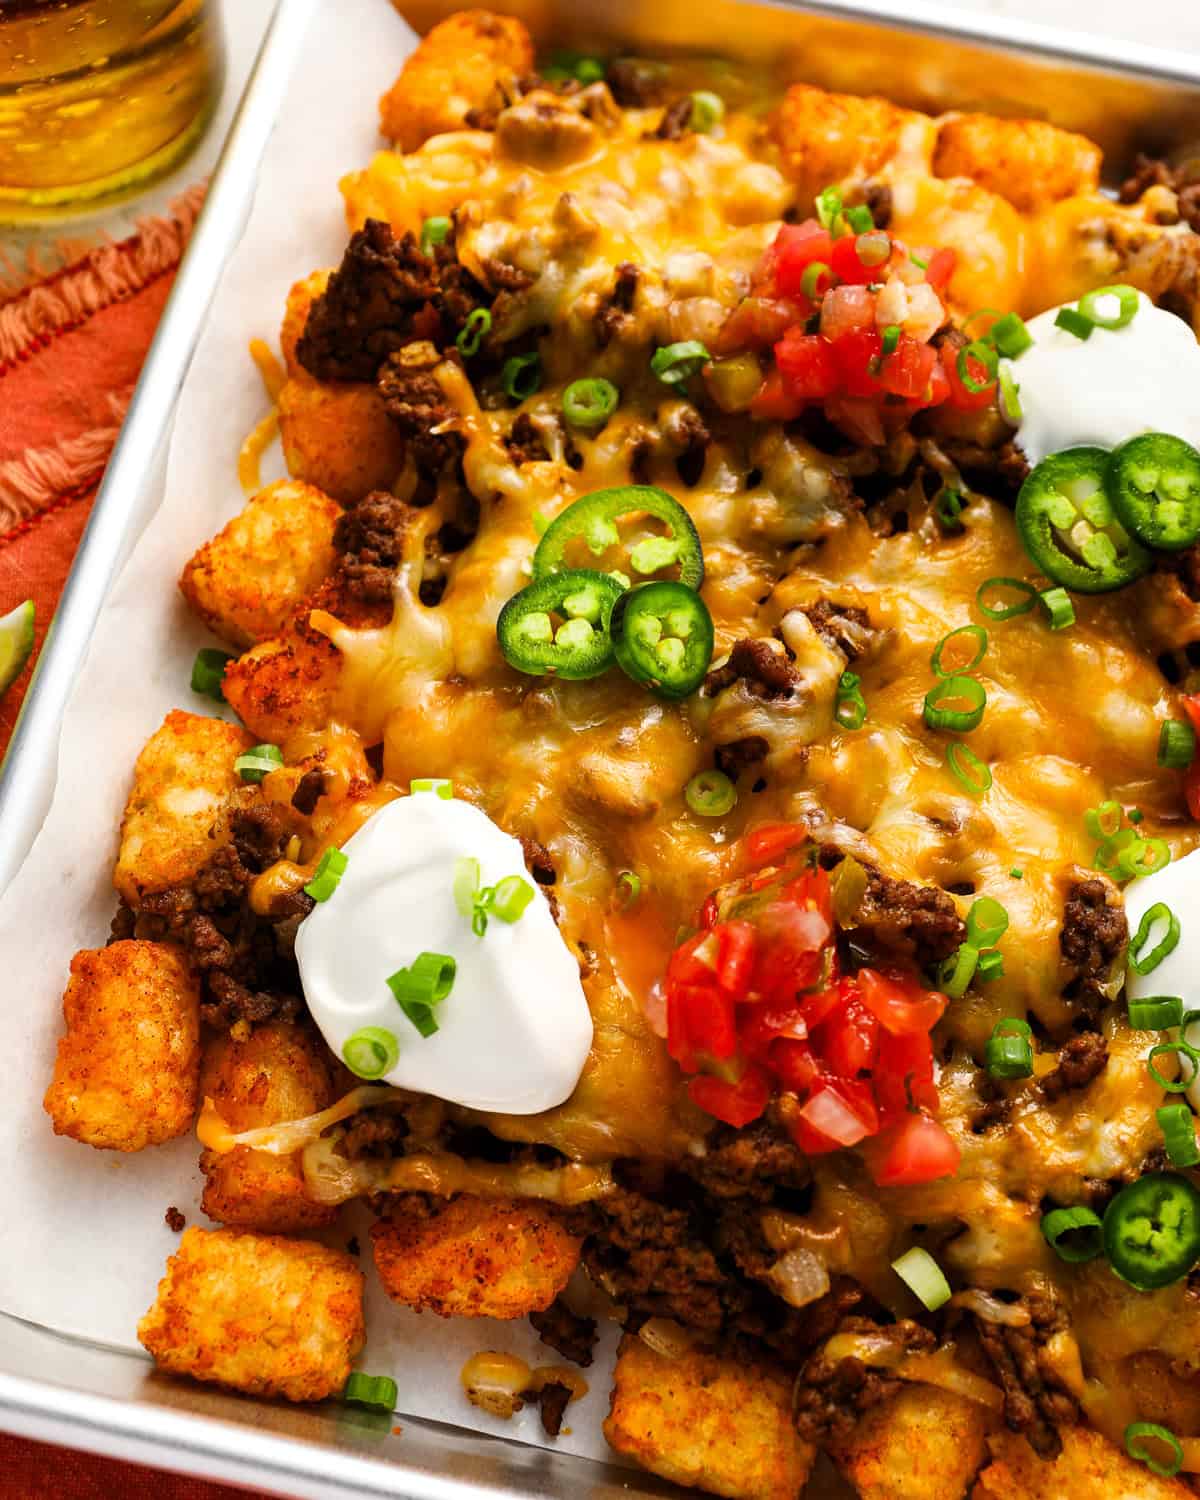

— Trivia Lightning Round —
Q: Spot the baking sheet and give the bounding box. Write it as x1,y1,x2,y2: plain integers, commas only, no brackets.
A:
0,0,624,1462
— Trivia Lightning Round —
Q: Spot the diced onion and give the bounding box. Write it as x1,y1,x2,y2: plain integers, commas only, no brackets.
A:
948,1289,1031,1327
767,1247,831,1308
638,1318,698,1360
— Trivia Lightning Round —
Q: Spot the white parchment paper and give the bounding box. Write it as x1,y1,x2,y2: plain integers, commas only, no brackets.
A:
0,0,623,1460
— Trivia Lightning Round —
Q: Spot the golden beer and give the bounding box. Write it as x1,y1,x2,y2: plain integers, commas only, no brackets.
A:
0,0,223,220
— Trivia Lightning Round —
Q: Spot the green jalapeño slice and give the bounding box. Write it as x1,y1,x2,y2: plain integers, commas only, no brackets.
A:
1108,433,1200,552
497,568,625,680
1102,1171,1200,1291
610,580,715,699
1015,446,1151,593
533,485,704,591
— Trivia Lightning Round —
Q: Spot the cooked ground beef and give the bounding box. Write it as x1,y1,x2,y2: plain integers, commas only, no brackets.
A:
291,768,327,815
605,57,666,108
481,255,536,293
334,490,413,604
297,219,485,384
934,439,1030,499
594,262,640,347
704,638,799,699
376,353,465,473
679,1120,810,1202
973,1285,1080,1458
664,405,711,487
518,835,556,885
1156,542,1200,602
714,736,770,780
529,1298,598,1367
854,862,967,967
655,97,694,141
1038,1032,1109,1103
505,411,551,465
524,1381,572,1438
1119,152,1200,232
803,599,874,661
793,1317,936,1444
1060,878,1127,1008
340,1109,410,1160
862,181,893,230
164,1206,186,1232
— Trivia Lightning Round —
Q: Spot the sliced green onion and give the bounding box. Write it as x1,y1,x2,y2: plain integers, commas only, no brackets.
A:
946,742,992,796
977,949,1005,983
651,340,709,387
835,669,867,730
1125,1421,1184,1479
1094,828,1137,874
191,647,233,700
501,352,543,401
1117,837,1171,879
910,252,929,270
1041,1204,1103,1263
419,216,451,257
844,204,874,235
573,56,605,84
563,377,619,431
488,873,535,923
956,338,998,394
410,777,454,799
939,943,979,998
1129,903,1181,976
343,1372,399,1412
1159,718,1197,769
1128,996,1184,1030
800,261,831,300
456,308,492,357
1039,586,1075,630
815,185,843,232
1079,284,1139,330
689,90,724,133
304,847,348,903
615,870,641,910
342,1027,399,1080
234,743,284,784
855,230,891,268
880,324,901,358
988,311,1033,359
686,769,736,817
891,1247,951,1310
986,1018,1033,1078
935,488,966,532
1129,808,1145,824
924,675,987,732
453,856,481,919
1054,306,1093,340
388,951,457,1037
1009,867,1023,879
1158,1104,1200,1168
976,576,1037,620
1148,1039,1200,1092
997,365,1022,424
930,623,988,678
1085,800,1124,840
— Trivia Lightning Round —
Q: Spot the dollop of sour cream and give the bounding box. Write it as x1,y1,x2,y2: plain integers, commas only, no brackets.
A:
1008,291,1200,467
295,793,593,1113
1125,848,1200,1110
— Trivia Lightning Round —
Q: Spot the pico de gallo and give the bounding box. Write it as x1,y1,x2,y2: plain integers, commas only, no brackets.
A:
661,823,961,1187
713,189,998,446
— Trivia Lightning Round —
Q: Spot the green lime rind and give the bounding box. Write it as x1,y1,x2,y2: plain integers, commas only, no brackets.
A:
0,599,35,697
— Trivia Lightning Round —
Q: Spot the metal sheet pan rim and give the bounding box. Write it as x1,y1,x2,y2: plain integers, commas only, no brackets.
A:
3,0,1200,1494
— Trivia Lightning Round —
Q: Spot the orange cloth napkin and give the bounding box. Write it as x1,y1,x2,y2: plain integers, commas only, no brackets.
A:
0,190,295,1498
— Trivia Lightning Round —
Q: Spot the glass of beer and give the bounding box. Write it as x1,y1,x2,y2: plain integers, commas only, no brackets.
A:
0,0,224,221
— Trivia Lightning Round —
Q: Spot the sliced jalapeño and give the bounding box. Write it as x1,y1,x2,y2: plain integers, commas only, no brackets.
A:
1108,432,1200,552
1015,446,1151,593
610,580,714,699
1102,1171,1200,1291
533,485,704,591
496,568,625,680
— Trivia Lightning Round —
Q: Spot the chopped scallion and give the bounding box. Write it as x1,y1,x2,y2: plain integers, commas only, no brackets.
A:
1041,1204,1103,1263
455,308,492,357
1159,718,1197,770
343,1372,399,1412
685,769,736,817
1158,1103,1200,1168
1129,902,1181,976
1039,586,1075,630
304,847,348,903
410,777,454,799
234,743,284,783
342,1027,399,1079
891,1247,951,1310
191,647,233,701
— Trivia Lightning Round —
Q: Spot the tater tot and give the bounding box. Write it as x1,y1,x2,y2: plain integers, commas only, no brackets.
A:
770,83,916,200
138,1226,365,1402
378,10,533,152
827,1384,991,1500
973,1426,1194,1500
44,942,200,1152
370,1194,580,1318
199,1021,337,1232
278,375,404,506
933,114,1101,212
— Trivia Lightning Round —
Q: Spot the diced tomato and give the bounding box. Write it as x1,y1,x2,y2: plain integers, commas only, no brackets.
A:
909,351,951,411
825,395,886,447
831,232,887,285
742,1002,809,1056
942,341,995,411
688,1065,770,1127
788,1114,843,1155
923,247,957,292
878,336,937,401
745,823,810,867
820,284,875,339
873,1029,938,1123
775,331,837,401
829,330,883,398
799,1078,878,1147
666,930,718,988
759,221,835,300
769,1038,821,1094
718,295,808,353
750,367,804,422
754,902,832,1001
666,986,696,1071
699,893,719,930
869,1112,960,1186
857,968,947,1036
779,865,834,926
817,989,880,1077
715,921,758,998
798,979,843,1030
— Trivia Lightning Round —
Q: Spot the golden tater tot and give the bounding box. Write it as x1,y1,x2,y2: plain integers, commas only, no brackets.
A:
379,10,533,152
280,270,330,377
770,83,916,200
603,1335,816,1500
114,710,252,906
199,1021,337,1232
138,1226,364,1402
180,480,340,649
370,1194,579,1318
278,375,404,505
933,114,1101,212
44,942,200,1152
973,1426,1193,1500
827,1384,991,1500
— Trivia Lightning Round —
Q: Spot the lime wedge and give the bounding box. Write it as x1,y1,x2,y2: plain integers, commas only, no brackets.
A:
0,599,35,698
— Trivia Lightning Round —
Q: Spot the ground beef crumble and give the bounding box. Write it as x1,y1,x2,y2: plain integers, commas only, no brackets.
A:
291,768,327,816
529,1298,598,1367
654,97,694,141
504,412,551,465
605,57,665,108
524,1381,573,1438
1060,878,1127,1008
714,736,770,781
164,1206,186,1232
679,1120,809,1202
376,352,465,473
802,599,874,661
1119,152,1200,232
333,490,414,604
340,1109,410,1161
1038,1032,1109,1103
704,638,799,699
793,1317,936,1444
594,262,640,347
853,861,967,967
973,1285,1080,1457
1156,543,1200,602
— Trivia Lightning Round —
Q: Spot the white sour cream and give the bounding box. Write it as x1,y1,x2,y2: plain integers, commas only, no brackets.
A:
1125,848,1200,1110
295,794,593,1113
1008,291,1200,467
